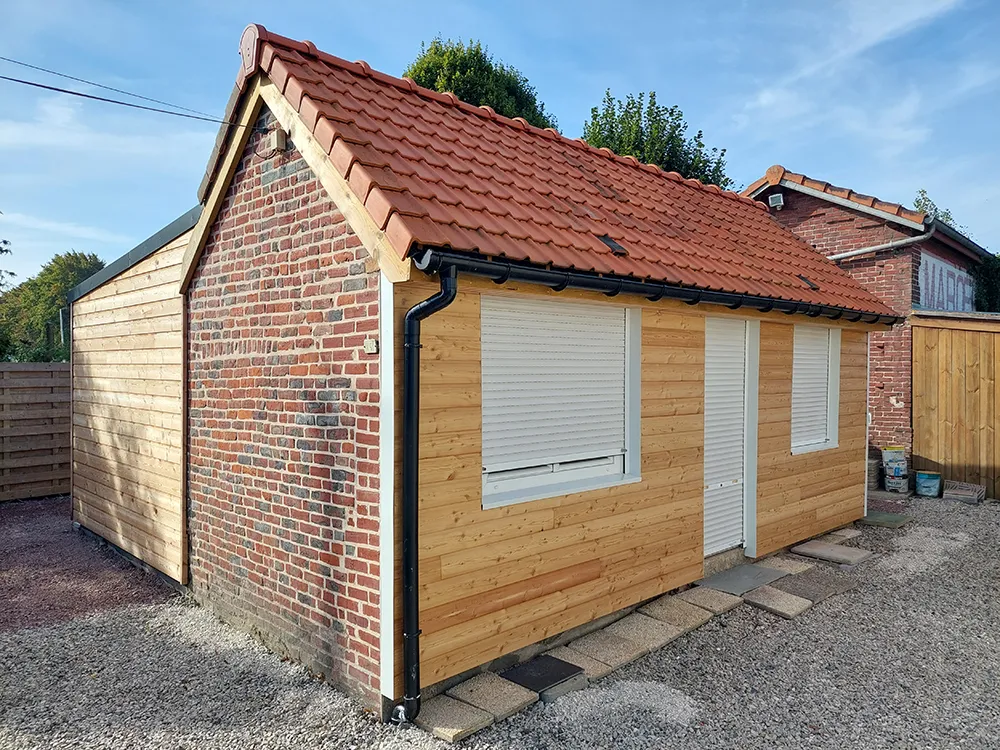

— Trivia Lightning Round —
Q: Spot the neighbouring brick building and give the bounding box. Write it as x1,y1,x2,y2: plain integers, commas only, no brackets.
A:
744,166,990,455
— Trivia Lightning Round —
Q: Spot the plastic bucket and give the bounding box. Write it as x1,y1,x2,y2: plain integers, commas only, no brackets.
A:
915,471,942,498
885,474,909,493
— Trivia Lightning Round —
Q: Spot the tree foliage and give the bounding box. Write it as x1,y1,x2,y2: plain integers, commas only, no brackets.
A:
0,251,104,362
914,188,958,228
582,90,733,189
0,239,14,294
971,254,1000,313
404,38,557,130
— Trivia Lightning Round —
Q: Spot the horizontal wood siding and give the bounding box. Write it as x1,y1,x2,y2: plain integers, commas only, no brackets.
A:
71,231,189,582
394,277,873,693
0,363,71,501
755,323,868,555
912,317,1000,497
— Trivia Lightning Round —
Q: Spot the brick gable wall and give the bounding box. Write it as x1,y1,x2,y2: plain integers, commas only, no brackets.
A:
186,107,382,707
762,189,918,454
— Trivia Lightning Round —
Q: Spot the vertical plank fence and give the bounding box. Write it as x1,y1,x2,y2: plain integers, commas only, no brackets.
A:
0,363,72,501
912,313,1000,498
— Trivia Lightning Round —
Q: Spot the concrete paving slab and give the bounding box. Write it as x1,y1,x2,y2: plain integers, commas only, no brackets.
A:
603,612,683,651
567,628,647,668
544,646,612,680
414,695,494,743
696,563,788,595
754,556,815,575
500,655,582,694
743,585,812,619
539,672,589,703
675,586,743,614
827,528,863,540
446,672,537,721
858,511,913,528
639,595,712,633
791,540,874,565
771,569,858,604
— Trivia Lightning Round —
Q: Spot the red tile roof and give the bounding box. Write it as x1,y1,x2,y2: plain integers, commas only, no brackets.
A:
214,25,895,318
744,165,927,226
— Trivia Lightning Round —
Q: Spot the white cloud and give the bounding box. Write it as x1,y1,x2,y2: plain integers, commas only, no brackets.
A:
0,211,133,245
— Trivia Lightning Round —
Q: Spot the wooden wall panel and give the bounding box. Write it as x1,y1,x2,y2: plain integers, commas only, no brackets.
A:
394,277,874,693
913,318,1000,497
0,363,71,501
70,231,189,582
754,324,868,555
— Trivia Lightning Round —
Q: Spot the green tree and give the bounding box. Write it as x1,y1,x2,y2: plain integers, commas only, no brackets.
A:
404,38,557,130
0,251,104,362
582,90,733,189
0,238,14,294
914,188,958,228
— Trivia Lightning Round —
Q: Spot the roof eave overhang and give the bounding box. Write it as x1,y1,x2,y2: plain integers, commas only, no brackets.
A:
932,220,992,263
413,247,901,326
760,179,927,231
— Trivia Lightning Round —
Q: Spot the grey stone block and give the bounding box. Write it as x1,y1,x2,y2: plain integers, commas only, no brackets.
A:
675,586,743,614
539,672,589,703
697,563,788,595
743,585,812,619
414,695,493,743
772,569,858,604
446,672,537,721
791,540,874,565
828,527,863,540
754,556,815,575
639,595,712,633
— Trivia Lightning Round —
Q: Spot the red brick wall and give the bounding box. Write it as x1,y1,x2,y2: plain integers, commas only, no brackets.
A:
186,107,382,707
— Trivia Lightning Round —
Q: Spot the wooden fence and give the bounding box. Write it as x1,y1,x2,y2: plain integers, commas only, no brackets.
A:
912,312,1000,498
0,363,72,501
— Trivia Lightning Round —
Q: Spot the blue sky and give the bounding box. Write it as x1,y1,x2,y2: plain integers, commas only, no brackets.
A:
1,0,998,283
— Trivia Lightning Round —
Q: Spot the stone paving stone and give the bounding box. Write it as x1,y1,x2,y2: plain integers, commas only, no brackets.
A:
675,586,743,614
544,646,613,680
446,672,537,721
603,612,683,651
791,540,874,565
639,595,713,633
817,534,849,545
500,655,582,694
539,672,589,703
772,569,858,604
828,527,863,540
754,556,815,575
567,628,647,669
696,563,788,595
743,585,812,619
858,511,913,528
414,694,494,743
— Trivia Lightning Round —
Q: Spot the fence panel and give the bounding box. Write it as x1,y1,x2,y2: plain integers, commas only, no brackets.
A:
0,362,72,501
912,314,1000,498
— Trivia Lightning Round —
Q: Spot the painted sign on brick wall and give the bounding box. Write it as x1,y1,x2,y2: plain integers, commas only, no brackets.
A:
919,251,974,311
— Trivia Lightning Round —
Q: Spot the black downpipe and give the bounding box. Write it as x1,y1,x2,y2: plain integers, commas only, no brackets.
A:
394,264,458,725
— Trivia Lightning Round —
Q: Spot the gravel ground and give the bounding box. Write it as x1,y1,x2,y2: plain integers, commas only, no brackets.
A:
3,496,999,749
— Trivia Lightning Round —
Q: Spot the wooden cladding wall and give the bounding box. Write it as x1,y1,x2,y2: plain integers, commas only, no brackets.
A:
0,363,71,501
755,324,868,556
71,231,189,583
912,316,1000,497
394,277,873,693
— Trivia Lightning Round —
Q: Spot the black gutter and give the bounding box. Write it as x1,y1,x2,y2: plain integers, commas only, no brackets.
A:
66,206,202,304
393,264,459,725
414,248,901,326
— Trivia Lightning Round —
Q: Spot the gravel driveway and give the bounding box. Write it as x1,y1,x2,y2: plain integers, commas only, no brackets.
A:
2,496,999,749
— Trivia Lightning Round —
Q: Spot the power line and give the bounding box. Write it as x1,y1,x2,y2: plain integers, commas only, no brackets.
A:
0,75,234,125
0,55,215,118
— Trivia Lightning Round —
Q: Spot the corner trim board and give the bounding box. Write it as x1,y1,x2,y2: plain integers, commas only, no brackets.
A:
378,271,396,700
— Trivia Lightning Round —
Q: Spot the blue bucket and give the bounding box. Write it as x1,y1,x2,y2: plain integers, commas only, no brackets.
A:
915,471,941,498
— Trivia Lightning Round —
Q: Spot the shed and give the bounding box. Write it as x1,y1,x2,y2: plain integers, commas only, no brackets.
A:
68,207,200,583
74,26,899,722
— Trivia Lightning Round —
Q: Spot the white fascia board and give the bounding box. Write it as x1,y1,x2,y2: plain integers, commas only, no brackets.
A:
377,271,395,699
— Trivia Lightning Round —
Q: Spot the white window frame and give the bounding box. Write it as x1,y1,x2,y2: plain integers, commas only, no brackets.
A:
790,325,841,455
481,300,642,509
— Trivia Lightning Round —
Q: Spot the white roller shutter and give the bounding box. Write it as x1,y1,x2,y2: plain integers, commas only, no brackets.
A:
792,326,840,452
481,296,626,475
703,318,747,556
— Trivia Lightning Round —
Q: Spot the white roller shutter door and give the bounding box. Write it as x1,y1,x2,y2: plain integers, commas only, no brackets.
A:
791,326,839,452
703,318,747,556
481,296,626,474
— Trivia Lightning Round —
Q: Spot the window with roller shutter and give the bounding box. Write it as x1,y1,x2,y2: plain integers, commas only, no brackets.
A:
480,296,641,508
791,325,841,454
